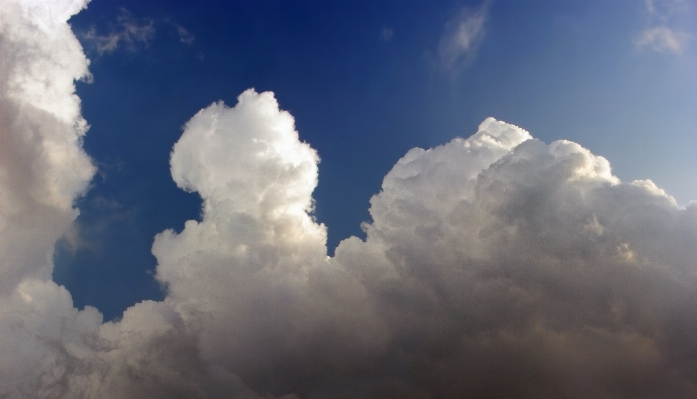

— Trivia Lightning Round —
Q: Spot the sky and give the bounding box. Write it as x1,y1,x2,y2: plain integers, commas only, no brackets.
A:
1,0,697,398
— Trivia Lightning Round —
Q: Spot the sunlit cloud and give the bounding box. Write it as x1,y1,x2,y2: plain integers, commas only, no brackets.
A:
2,1,697,398
381,27,394,42
635,25,692,54
635,0,693,54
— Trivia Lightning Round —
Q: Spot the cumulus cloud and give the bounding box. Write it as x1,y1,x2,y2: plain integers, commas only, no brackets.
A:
438,2,489,72
3,1,697,398
0,0,95,293
82,8,155,55
337,131,697,397
0,0,95,393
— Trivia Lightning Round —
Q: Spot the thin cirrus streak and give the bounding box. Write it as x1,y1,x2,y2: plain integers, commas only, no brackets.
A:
1,1,697,398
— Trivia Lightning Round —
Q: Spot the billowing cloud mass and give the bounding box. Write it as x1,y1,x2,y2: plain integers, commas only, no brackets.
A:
80,8,195,56
0,0,95,393
2,1,697,399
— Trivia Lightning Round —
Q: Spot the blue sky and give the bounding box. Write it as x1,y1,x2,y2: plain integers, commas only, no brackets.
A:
52,0,697,321
5,1,697,397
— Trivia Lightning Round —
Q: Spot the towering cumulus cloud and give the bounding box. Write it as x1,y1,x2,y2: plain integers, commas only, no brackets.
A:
2,1,697,398
0,0,97,395
0,0,94,291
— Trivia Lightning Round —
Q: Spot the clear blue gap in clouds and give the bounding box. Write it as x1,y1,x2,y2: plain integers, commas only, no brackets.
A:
53,0,697,321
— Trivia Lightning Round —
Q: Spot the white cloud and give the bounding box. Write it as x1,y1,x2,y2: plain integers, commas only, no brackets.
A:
82,8,155,55
0,0,96,394
81,10,196,55
177,25,195,45
636,0,693,54
0,0,95,292
3,1,697,398
381,27,394,42
155,91,386,396
635,25,692,54
438,3,489,71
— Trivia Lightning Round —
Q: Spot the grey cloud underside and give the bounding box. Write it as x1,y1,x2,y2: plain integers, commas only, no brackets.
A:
2,1,697,399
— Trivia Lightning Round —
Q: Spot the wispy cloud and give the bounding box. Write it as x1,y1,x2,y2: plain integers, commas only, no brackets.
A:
381,27,394,43
82,9,196,55
438,2,489,72
176,25,195,45
82,9,154,54
635,0,693,54
635,25,692,54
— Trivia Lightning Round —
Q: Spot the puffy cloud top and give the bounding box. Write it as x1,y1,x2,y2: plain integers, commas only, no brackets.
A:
170,90,320,219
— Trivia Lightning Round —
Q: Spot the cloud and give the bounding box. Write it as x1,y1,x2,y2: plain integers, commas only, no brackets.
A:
381,27,394,42
82,8,155,55
3,1,697,398
646,0,656,14
0,0,95,293
177,25,195,45
81,10,195,56
438,2,489,72
0,0,95,393
635,25,692,54
636,0,693,54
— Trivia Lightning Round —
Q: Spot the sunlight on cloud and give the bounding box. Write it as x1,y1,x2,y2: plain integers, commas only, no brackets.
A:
2,1,697,398
80,8,195,55
0,0,96,393
0,0,95,291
